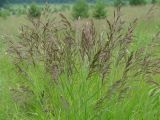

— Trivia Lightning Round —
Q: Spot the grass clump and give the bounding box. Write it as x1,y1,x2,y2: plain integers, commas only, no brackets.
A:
129,0,147,5
72,0,89,19
28,3,41,18
93,0,106,19
0,8,10,18
151,0,160,4
114,0,126,6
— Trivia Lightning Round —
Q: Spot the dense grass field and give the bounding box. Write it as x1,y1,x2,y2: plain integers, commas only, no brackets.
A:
0,4,160,120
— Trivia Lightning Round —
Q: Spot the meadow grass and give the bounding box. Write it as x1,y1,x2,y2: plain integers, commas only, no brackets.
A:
0,4,160,120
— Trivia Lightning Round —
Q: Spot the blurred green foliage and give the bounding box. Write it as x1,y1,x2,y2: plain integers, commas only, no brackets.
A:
72,0,89,19
93,0,106,19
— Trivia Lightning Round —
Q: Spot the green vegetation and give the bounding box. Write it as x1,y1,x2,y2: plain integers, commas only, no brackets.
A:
151,0,160,4
0,8,10,18
72,0,89,19
114,0,126,6
93,0,106,19
28,3,41,18
129,0,147,5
